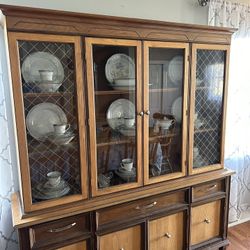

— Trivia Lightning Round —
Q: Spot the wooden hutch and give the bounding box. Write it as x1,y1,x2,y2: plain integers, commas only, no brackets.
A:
1,5,235,250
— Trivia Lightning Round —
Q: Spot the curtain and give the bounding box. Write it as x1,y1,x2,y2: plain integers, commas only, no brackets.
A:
209,0,250,223
0,15,18,250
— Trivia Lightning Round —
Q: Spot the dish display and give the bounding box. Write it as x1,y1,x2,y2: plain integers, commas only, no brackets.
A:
171,97,182,123
21,51,64,84
26,103,67,141
115,167,136,182
109,78,136,90
168,56,183,86
32,180,70,200
47,131,75,145
119,127,136,137
106,99,135,130
105,54,135,83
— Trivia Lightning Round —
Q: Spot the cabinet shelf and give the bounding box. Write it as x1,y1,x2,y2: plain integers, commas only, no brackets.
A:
23,92,73,98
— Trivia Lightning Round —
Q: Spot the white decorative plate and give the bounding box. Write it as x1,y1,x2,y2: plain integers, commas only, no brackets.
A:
106,99,135,130
168,56,183,86
105,54,135,83
21,51,64,83
26,102,67,141
171,97,182,123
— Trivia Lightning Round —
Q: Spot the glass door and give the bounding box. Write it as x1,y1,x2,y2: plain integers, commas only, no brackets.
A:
85,38,142,196
143,41,189,184
189,44,229,174
8,33,88,212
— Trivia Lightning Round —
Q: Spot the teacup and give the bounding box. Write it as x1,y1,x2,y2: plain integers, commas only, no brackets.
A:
159,118,174,130
53,123,71,135
47,171,61,186
120,158,133,171
124,117,135,128
39,70,54,82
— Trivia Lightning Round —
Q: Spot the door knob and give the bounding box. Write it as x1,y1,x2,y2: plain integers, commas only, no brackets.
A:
204,218,211,224
145,110,150,115
164,232,172,238
138,111,144,116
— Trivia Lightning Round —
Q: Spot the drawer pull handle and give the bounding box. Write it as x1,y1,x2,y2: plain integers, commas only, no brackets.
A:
47,222,76,233
120,248,124,250
164,233,172,238
206,184,217,191
204,219,211,224
135,201,157,210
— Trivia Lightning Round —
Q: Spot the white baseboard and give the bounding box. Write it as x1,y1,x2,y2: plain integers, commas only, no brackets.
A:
229,210,250,227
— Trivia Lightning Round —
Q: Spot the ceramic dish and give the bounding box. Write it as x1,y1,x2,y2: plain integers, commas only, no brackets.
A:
21,51,64,84
26,102,67,141
119,127,136,137
168,56,183,86
115,167,136,182
47,131,75,145
37,82,62,93
32,180,70,200
171,97,182,123
106,99,135,130
105,54,135,83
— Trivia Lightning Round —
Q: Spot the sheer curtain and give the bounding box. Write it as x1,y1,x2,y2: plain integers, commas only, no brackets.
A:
209,0,250,223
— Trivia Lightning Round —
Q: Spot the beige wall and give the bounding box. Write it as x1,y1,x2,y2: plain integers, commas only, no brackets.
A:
0,0,208,25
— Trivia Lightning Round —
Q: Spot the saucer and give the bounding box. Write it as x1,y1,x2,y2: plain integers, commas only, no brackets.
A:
33,180,70,200
47,131,75,145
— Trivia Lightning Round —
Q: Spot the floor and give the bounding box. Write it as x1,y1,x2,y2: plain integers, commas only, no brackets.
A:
227,221,250,249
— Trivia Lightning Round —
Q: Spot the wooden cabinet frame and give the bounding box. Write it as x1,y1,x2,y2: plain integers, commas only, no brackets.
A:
188,44,230,175
143,41,189,185
7,32,88,212
85,37,143,196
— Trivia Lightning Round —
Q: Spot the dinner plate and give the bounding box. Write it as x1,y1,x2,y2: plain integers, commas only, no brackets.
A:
26,103,67,141
171,97,182,123
21,51,64,83
168,56,183,86
105,54,135,83
106,99,135,130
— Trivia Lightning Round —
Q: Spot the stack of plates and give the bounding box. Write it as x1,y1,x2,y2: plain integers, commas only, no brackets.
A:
115,167,136,182
33,180,70,200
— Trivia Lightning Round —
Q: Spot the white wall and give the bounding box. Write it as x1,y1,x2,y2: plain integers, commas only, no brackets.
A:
0,0,208,25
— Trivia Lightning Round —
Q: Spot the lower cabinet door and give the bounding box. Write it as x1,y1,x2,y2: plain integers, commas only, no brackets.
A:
98,225,141,250
56,240,87,250
149,211,184,250
191,200,221,245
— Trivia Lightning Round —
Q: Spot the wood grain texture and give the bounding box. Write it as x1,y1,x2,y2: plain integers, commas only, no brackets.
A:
191,200,221,245
98,225,141,250
188,44,230,176
0,4,235,44
149,212,184,250
85,37,143,197
7,32,88,212
56,241,87,250
96,191,185,230
11,170,234,228
143,41,189,185
227,221,250,250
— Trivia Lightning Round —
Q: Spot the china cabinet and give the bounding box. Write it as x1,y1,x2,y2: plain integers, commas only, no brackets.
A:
1,4,235,250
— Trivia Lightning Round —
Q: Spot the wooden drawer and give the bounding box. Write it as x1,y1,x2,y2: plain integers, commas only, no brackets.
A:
96,191,186,230
29,214,90,249
192,180,224,201
98,225,141,250
191,200,221,245
149,211,184,250
56,240,87,250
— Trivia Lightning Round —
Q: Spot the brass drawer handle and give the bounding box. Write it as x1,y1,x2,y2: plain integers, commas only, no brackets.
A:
135,201,157,210
204,218,211,224
47,222,76,233
164,233,172,238
206,184,217,191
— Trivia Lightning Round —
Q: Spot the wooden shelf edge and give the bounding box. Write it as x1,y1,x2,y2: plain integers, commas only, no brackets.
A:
11,168,235,229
